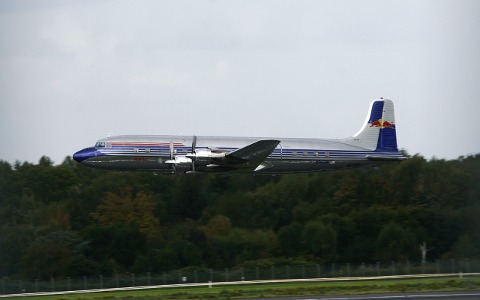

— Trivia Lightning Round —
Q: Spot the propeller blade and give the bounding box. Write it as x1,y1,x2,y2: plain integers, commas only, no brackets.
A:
191,135,197,172
192,135,197,153
169,140,175,173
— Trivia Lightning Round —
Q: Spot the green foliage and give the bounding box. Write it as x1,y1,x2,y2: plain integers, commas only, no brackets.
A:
83,223,146,274
375,222,413,261
302,220,337,262
20,230,92,278
0,153,479,278
277,222,303,257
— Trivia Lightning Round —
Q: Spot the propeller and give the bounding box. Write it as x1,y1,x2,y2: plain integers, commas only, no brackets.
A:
169,140,175,173
191,135,197,172
166,138,198,174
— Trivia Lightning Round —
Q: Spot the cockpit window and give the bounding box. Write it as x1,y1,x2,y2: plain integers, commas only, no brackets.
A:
95,142,106,147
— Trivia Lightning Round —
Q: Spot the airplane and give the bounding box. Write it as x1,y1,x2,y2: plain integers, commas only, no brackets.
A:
73,98,407,174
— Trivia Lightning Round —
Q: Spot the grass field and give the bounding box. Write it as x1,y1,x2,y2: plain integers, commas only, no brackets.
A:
3,276,480,300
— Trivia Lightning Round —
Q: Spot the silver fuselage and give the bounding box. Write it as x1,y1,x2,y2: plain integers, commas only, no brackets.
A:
73,134,404,174
73,99,407,174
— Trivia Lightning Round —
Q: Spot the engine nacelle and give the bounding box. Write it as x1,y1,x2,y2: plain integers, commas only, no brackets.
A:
165,155,192,165
192,149,213,164
175,156,193,164
185,148,225,165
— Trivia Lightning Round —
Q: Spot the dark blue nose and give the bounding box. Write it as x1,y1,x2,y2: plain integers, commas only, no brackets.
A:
73,147,98,163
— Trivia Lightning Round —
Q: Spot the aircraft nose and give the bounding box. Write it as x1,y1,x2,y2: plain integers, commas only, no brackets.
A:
73,147,97,163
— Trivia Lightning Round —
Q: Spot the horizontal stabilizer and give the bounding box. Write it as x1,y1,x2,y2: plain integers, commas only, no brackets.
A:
366,155,407,161
227,140,280,162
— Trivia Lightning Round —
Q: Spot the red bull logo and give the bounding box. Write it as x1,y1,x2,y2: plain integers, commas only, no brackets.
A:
369,119,395,129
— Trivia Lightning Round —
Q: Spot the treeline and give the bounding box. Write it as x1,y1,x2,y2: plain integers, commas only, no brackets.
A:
0,153,479,279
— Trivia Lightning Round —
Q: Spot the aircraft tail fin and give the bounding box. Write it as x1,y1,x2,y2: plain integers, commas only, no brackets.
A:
344,99,398,152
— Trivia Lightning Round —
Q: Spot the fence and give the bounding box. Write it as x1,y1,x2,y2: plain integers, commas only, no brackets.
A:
1,258,479,295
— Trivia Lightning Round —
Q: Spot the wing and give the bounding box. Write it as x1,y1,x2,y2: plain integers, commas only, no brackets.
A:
227,140,281,161
204,139,281,173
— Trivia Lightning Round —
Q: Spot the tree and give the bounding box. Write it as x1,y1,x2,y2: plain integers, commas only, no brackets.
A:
375,222,413,261
16,156,75,203
390,155,426,205
319,214,356,261
169,176,207,220
83,224,145,273
302,220,337,262
277,222,302,257
91,189,160,245
419,242,433,264
202,214,232,238
0,224,35,276
20,231,90,278
452,235,477,258
1,153,479,277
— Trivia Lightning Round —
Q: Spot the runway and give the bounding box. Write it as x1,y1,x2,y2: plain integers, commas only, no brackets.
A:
1,275,478,298
245,291,480,300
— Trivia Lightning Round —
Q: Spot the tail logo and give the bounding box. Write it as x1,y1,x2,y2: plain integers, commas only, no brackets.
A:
369,119,395,129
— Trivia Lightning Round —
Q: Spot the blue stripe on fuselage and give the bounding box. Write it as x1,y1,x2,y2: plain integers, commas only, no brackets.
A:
97,146,402,160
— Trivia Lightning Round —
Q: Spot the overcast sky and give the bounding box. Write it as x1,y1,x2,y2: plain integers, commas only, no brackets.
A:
1,0,479,165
